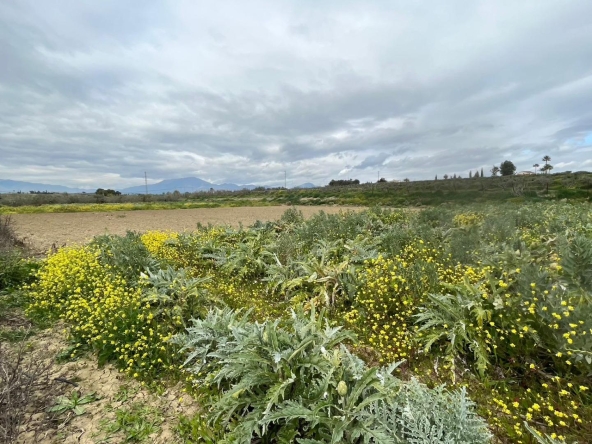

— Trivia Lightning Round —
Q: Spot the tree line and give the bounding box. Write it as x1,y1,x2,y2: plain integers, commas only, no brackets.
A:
490,156,553,177
95,188,121,196
329,156,556,185
328,179,360,186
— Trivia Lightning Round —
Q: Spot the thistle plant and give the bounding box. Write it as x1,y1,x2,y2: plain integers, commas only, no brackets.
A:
175,307,491,443
415,281,492,377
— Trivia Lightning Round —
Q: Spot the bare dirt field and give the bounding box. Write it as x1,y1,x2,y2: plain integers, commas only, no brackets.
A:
10,205,361,253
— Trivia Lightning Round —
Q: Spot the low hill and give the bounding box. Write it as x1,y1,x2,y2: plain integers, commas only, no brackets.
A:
121,177,257,194
293,182,317,189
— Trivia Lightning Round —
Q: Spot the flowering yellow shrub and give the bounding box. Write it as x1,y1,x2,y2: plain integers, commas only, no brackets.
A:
141,231,179,262
27,246,106,319
343,241,489,365
26,246,177,381
486,382,589,441
453,212,484,227
205,277,288,322
141,228,228,270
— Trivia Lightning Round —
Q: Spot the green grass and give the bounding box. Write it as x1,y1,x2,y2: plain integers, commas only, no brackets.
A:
48,390,100,416
99,403,163,443
0,327,34,343
175,413,223,444
0,200,249,214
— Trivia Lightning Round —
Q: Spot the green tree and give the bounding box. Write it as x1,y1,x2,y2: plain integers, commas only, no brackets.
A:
541,164,553,174
533,163,539,174
541,156,553,174
329,179,360,186
490,166,500,177
500,160,516,176
95,188,121,196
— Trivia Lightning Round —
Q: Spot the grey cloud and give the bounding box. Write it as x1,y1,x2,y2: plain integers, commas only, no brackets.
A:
1,1,592,188
354,153,391,170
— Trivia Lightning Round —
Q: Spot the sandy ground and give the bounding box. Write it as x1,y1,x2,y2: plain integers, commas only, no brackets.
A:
9,326,196,444
10,205,361,253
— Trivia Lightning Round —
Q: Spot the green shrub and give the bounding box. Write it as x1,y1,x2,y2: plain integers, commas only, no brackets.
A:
415,284,492,376
91,231,159,284
0,250,36,291
561,234,592,291
175,307,491,443
0,215,36,291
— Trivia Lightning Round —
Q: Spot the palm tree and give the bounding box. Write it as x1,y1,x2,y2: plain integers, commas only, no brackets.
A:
542,156,553,175
533,163,539,174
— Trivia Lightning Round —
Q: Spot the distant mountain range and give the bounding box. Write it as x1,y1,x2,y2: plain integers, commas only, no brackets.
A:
0,179,90,194
122,177,318,193
0,177,318,194
293,182,316,189
122,177,264,194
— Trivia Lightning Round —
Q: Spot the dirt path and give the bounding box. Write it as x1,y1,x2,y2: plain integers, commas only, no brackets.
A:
10,205,362,253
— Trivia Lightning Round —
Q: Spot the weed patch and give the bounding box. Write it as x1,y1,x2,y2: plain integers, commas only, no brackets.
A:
99,402,163,443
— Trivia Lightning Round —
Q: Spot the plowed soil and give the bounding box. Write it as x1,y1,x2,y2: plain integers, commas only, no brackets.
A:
10,205,361,253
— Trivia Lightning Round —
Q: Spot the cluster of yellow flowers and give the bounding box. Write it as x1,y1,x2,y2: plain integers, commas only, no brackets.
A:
142,228,227,270
486,381,589,442
373,209,408,225
204,277,288,322
453,211,485,227
141,230,180,262
26,246,177,382
343,242,488,364
519,225,543,248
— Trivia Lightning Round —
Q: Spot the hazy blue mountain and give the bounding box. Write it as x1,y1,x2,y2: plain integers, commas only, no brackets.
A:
292,182,317,189
0,179,90,194
120,177,257,194
0,176,308,195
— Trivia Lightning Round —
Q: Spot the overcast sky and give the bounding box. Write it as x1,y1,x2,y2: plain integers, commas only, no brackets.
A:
1,1,592,189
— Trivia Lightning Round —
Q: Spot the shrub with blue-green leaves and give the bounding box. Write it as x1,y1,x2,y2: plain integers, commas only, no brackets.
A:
175,307,491,444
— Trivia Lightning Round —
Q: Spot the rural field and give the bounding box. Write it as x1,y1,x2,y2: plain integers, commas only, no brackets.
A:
9,206,361,254
1,201,591,443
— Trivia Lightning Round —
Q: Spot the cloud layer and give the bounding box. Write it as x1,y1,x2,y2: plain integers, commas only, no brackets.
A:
1,0,592,188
